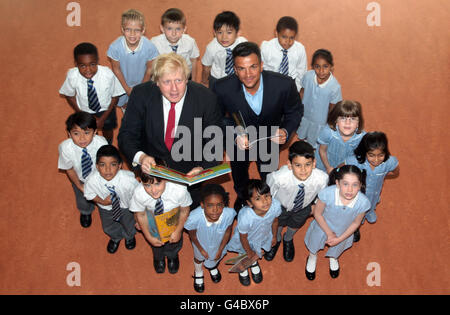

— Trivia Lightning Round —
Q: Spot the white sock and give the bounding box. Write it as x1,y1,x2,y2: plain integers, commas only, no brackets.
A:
306,253,317,273
239,269,249,277
209,268,218,276
329,257,339,271
194,262,204,284
250,261,261,274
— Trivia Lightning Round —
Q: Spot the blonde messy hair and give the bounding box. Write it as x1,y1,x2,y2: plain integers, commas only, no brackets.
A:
121,9,145,29
151,53,190,82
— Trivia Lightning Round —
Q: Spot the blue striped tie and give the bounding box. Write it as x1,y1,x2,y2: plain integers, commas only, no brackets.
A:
154,198,164,215
292,184,305,212
225,48,234,75
171,45,178,53
81,148,92,179
87,79,101,112
106,185,122,221
279,49,289,76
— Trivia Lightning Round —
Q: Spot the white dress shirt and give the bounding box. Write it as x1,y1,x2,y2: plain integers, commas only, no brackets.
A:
261,38,307,91
151,34,200,70
266,165,328,211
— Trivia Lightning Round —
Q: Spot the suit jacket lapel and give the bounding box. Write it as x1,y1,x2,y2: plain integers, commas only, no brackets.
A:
150,89,168,153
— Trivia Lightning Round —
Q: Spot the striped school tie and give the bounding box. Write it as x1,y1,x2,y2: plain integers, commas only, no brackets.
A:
106,185,122,222
154,198,164,216
292,184,305,212
87,79,101,112
279,49,289,76
225,48,234,75
81,148,92,179
171,45,178,53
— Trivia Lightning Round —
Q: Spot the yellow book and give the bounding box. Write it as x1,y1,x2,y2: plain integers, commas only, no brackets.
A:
146,207,180,243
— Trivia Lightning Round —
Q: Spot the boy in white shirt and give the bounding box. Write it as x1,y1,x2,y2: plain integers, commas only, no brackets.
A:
266,140,328,262
151,8,199,81
130,170,192,274
261,16,307,92
59,42,125,144
201,11,247,88
58,112,108,228
84,145,139,254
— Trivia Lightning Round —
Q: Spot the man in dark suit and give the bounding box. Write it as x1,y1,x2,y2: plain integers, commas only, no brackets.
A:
212,42,303,210
118,53,223,207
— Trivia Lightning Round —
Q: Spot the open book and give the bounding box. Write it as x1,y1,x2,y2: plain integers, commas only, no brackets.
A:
146,206,180,243
147,163,231,186
225,253,259,273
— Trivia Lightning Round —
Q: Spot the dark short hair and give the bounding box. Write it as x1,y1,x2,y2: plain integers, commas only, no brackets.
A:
288,140,315,162
213,11,240,31
73,42,98,61
276,16,298,33
65,112,97,132
244,179,270,202
161,8,185,25
200,184,230,207
139,158,167,184
311,48,334,67
232,42,261,62
96,145,122,164
354,131,391,164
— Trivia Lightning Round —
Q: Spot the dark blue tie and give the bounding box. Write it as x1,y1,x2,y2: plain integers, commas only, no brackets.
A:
292,184,305,212
87,79,101,112
279,49,289,75
81,148,92,179
154,198,164,215
171,45,178,53
225,48,234,75
106,185,122,222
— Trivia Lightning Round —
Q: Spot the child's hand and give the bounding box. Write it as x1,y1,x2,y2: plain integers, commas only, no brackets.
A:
169,230,182,244
326,237,341,247
200,249,210,260
271,236,278,247
149,236,164,247
213,251,222,261
134,222,142,231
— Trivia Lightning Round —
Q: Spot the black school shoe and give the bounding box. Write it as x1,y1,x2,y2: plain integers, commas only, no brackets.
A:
238,272,251,286
80,214,92,228
264,241,281,261
167,255,180,274
283,238,295,262
250,263,263,284
305,257,316,281
192,275,205,293
209,268,222,283
153,259,166,273
125,237,136,250
107,239,120,254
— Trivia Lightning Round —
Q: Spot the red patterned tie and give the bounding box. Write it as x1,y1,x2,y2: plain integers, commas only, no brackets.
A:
165,102,176,151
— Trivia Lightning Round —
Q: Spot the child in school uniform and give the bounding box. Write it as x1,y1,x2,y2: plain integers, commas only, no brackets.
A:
59,42,125,144
184,184,236,293
265,141,328,262
151,8,199,81
58,112,108,228
345,131,399,241
227,180,281,286
304,165,371,280
201,11,247,88
316,100,366,174
297,49,342,148
83,145,139,253
107,9,159,112
261,16,307,92
129,171,192,274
